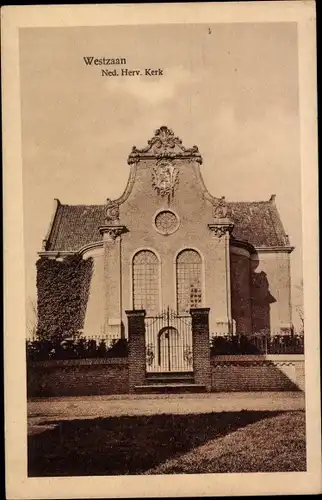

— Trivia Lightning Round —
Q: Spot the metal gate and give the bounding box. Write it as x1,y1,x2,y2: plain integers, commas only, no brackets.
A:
145,307,193,372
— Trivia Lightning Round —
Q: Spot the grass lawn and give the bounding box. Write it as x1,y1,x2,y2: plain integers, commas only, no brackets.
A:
145,411,306,474
28,410,306,476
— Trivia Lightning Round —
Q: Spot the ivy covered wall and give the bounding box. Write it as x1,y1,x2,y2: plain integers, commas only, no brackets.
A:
36,255,93,342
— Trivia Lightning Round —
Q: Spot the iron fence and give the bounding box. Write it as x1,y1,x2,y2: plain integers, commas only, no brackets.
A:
145,307,193,372
26,335,128,361
26,330,304,362
210,333,304,355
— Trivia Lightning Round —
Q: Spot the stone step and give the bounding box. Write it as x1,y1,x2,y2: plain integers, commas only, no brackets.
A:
146,371,194,378
145,377,195,385
146,372,194,382
134,383,207,394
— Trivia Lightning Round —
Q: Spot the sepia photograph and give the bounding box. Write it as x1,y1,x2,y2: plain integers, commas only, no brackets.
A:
3,1,320,498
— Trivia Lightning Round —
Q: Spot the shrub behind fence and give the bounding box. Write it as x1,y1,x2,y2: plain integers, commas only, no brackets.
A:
26,337,128,361
210,334,304,355
27,332,304,361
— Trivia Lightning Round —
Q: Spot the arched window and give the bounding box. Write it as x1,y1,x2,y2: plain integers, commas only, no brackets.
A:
132,250,159,315
176,249,202,314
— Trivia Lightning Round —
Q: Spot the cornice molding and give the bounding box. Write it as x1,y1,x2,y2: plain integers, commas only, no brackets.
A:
37,250,75,258
78,241,104,256
254,246,295,254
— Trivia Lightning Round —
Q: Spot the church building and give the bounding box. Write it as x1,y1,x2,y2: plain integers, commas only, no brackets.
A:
38,126,294,372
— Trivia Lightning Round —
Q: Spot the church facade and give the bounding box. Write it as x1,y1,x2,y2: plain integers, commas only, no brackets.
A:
38,126,294,371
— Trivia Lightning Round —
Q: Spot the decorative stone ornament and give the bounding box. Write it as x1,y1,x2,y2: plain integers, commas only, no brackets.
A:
105,199,120,224
208,196,234,238
127,125,202,164
212,196,228,219
208,223,234,238
152,159,179,198
99,225,126,241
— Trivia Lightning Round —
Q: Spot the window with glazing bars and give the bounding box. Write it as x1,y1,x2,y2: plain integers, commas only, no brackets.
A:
176,249,202,314
132,250,159,315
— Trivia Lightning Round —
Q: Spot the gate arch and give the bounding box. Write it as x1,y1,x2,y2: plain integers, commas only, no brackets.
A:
145,308,193,373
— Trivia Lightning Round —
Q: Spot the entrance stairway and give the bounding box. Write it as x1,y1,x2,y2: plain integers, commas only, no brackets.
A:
134,372,207,394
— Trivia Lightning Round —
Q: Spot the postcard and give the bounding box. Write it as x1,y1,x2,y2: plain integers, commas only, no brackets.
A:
2,1,321,498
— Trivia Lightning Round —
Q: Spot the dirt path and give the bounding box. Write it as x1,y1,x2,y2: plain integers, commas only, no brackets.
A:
28,391,305,435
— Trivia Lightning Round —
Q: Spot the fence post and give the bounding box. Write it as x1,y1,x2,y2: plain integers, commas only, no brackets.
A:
191,308,211,392
126,309,146,393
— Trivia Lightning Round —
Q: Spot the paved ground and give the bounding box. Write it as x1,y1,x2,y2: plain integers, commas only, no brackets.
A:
28,392,305,435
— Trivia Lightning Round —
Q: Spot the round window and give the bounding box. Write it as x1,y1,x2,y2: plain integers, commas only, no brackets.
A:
154,210,180,235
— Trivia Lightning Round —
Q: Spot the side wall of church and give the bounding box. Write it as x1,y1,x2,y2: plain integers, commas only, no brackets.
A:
251,251,292,334
230,248,292,336
230,249,252,335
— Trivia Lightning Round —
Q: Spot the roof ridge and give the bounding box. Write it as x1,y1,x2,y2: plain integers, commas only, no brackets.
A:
58,203,106,207
227,199,272,205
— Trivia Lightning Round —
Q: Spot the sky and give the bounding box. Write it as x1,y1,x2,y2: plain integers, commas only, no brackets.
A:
19,22,303,331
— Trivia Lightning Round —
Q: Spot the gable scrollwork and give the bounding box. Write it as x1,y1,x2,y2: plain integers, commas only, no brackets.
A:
212,196,229,219
208,196,234,238
105,199,120,224
127,126,202,164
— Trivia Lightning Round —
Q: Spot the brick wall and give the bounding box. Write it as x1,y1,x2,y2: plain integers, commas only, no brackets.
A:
191,308,211,391
27,355,305,397
126,310,146,392
27,358,129,397
211,355,305,392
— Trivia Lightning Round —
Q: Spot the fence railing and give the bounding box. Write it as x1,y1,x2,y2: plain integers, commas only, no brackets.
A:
210,333,304,355
27,332,304,361
26,335,128,361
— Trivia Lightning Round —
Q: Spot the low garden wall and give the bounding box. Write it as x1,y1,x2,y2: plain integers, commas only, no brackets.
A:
27,358,129,397
211,355,305,392
27,355,305,397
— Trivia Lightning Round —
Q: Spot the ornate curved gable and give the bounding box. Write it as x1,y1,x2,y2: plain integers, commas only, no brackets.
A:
41,127,292,253
127,126,202,164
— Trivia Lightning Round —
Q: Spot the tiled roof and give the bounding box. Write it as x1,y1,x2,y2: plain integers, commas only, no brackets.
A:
45,199,290,252
227,200,290,248
46,204,106,252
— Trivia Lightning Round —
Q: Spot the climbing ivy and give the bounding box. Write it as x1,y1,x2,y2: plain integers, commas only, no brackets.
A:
36,255,93,343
